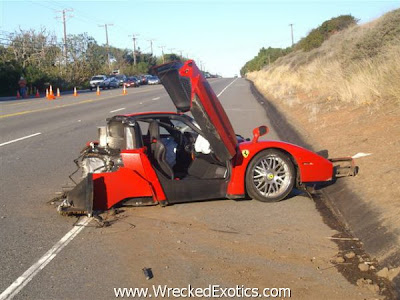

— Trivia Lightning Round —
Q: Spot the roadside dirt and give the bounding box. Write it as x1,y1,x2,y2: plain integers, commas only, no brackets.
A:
249,80,400,298
91,200,385,300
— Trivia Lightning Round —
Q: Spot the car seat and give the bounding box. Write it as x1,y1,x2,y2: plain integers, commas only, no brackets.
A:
148,121,174,179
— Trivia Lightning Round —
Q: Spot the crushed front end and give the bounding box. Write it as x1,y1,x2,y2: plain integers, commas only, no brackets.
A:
57,118,161,216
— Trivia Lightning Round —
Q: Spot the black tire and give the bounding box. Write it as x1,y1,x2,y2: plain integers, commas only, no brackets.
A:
245,149,295,202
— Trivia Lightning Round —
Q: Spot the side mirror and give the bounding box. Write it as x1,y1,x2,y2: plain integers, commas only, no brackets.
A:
252,125,269,143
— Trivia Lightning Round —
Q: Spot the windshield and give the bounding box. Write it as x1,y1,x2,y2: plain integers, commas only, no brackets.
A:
92,76,105,81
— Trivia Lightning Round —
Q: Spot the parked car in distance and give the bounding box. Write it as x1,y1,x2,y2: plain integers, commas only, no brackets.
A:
89,75,107,90
110,74,127,86
124,76,140,88
139,75,148,85
99,77,119,89
148,76,161,85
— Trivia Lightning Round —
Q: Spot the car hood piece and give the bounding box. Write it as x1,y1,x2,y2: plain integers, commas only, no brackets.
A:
153,60,237,162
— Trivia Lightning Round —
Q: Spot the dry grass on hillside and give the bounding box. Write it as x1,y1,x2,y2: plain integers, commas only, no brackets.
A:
248,9,400,105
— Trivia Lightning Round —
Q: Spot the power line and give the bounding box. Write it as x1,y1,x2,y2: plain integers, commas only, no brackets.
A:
8,2,189,69
158,46,165,63
129,33,139,66
99,23,113,70
289,23,294,47
147,39,155,55
56,8,73,62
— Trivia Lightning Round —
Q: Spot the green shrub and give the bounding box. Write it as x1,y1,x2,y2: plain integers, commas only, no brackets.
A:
240,47,292,76
296,15,358,51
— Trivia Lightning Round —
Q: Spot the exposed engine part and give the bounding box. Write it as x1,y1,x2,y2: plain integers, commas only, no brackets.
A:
98,122,139,150
98,126,107,147
81,156,108,178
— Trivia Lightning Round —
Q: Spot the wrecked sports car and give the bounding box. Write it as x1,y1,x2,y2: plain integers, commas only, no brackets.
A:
57,60,358,216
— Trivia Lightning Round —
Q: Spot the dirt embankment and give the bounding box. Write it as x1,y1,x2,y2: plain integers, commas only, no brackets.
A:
246,8,400,291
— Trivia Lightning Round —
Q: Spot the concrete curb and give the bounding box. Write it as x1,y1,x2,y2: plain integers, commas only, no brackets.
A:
248,80,400,293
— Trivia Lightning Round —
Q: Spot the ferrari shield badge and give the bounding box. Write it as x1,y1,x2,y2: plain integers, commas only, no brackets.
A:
242,149,250,158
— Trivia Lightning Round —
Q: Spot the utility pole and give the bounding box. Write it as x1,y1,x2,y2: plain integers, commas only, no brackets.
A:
99,23,113,70
147,39,155,55
289,23,294,47
178,50,183,58
159,46,165,63
129,34,139,65
56,8,73,64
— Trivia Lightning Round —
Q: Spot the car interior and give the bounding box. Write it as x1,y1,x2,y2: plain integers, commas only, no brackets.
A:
105,115,230,203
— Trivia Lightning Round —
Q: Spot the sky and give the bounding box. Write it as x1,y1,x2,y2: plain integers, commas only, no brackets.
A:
0,0,399,77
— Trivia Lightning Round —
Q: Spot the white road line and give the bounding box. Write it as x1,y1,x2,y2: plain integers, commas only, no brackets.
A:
152,97,160,100
217,78,238,97
109,107,126,113
0,217,91,300
0,133,41,147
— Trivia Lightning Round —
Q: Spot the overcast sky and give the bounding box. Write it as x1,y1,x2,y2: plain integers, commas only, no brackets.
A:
1,0,399,76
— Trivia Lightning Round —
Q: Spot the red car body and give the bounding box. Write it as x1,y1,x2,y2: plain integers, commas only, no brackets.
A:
58,60,357,216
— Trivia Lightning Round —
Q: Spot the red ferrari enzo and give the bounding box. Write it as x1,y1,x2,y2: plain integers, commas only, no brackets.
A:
57,60,357,216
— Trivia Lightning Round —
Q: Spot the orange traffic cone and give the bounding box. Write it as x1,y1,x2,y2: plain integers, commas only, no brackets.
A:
47,86,55,100
35,89,40,98
17,91,21,99
73,87,78,97
96,85,100,96
122,85,127,95
57,88,61,97
46,89,49,98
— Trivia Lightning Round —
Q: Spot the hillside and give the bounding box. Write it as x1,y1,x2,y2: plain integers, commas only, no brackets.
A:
246,8,400,285
248,9,400,105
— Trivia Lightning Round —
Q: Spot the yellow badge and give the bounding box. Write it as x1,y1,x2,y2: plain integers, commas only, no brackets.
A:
242,149,250,158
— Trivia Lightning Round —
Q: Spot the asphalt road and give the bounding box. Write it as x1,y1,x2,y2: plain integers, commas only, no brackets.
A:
0,79,377,299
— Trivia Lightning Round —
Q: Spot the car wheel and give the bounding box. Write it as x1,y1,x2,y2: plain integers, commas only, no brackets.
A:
245,149,295,202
